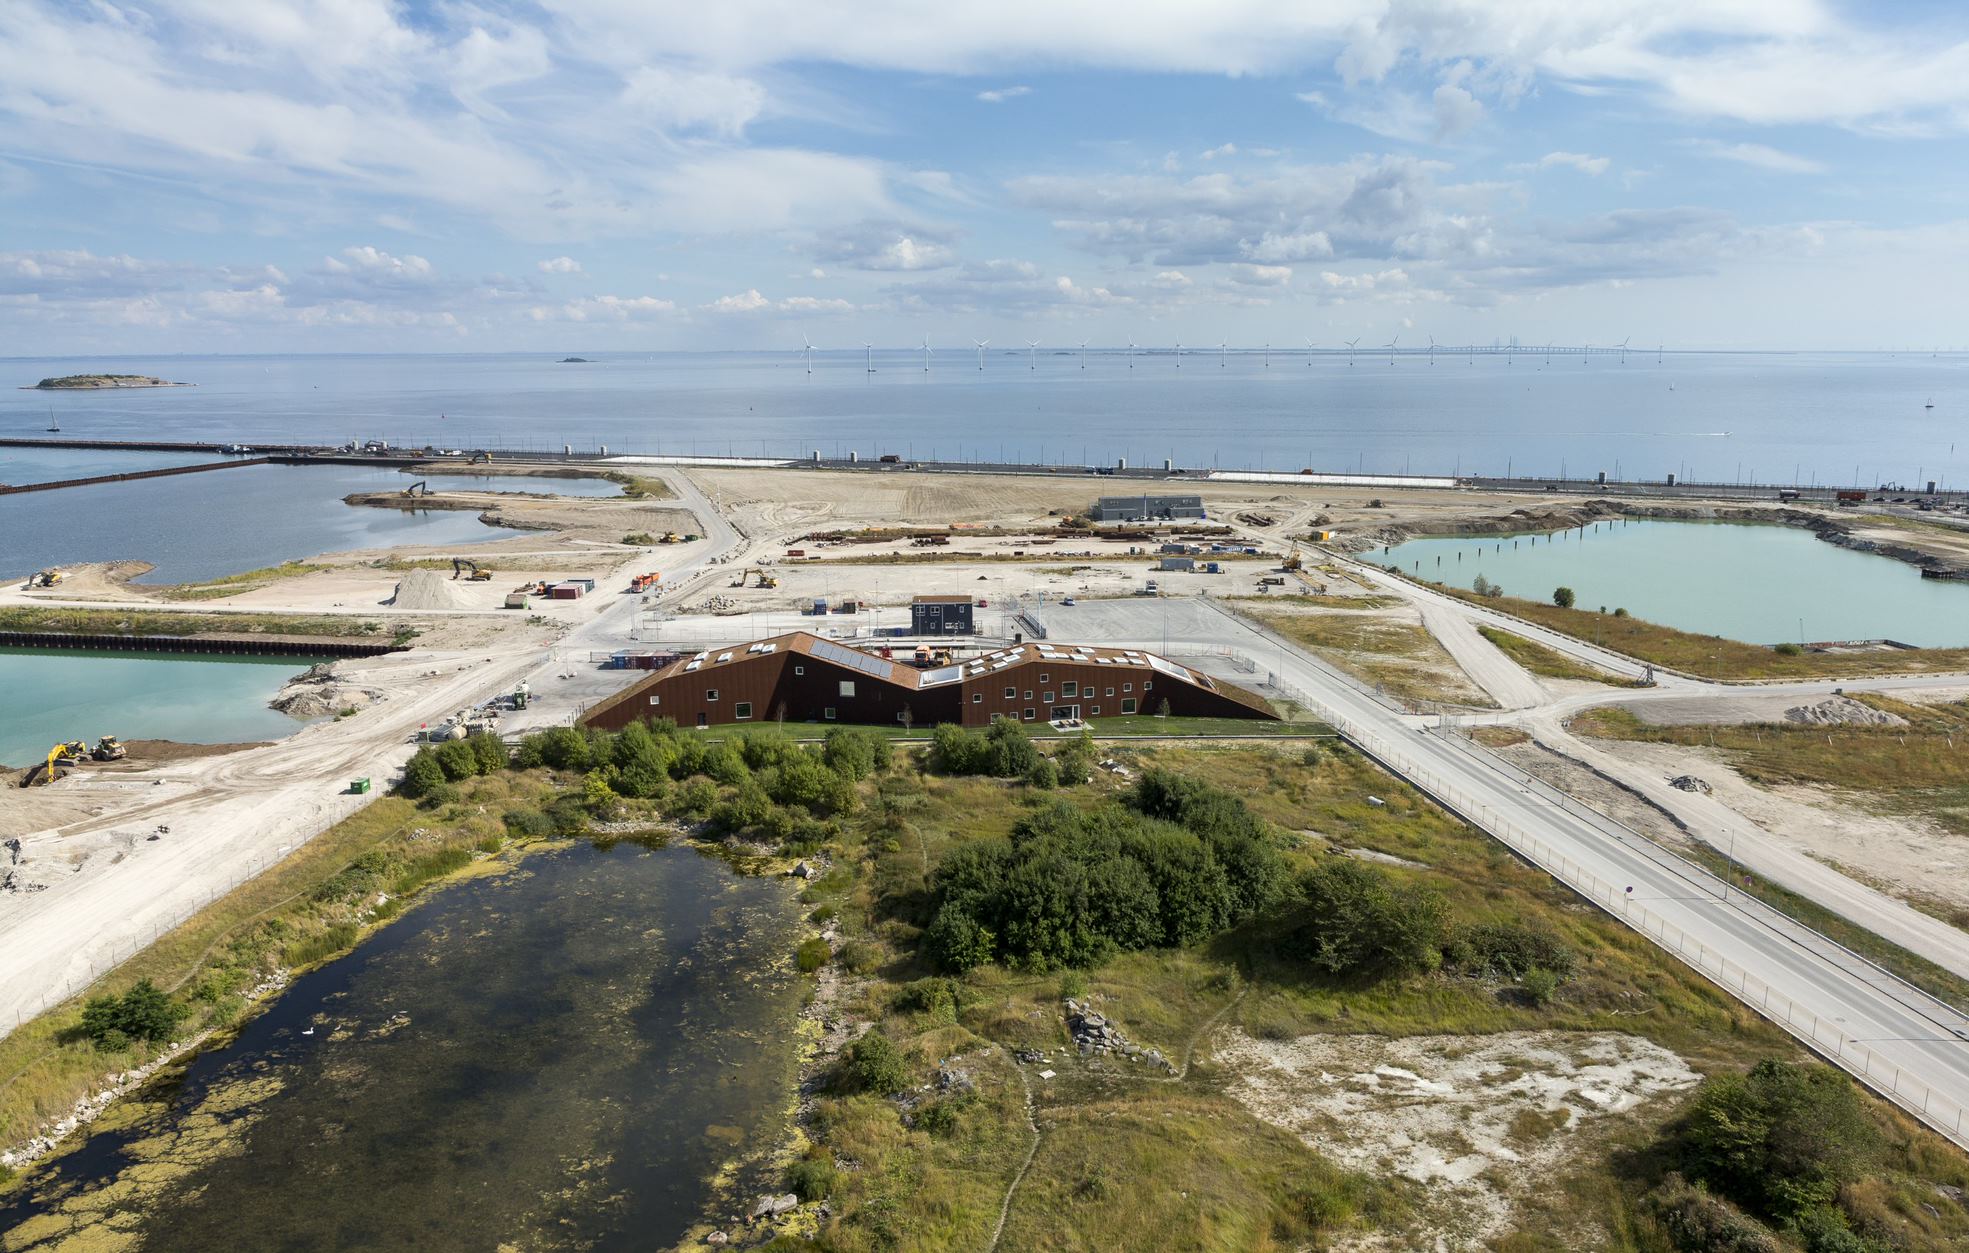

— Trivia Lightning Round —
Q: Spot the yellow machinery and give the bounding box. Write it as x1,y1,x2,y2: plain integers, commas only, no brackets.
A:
658,532,681,545
732,567,777,588
1281,544,1304,573
469,450,493,464
402,480,431,496
92,736,127,762
28,569,65,588
450,557,493,581
26,740,89,786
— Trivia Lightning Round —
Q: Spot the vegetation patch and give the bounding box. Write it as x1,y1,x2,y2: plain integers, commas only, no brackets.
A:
1475,624,1649,686
1247,606,1496,708
157,561,331,601
0,604,398,642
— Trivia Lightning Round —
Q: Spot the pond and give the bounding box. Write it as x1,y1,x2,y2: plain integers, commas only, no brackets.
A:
0,649,324,768
1367,519,1969,647
0,840,804,1250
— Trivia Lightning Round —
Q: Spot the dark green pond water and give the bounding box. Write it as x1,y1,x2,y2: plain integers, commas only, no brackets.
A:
0,841,803,1251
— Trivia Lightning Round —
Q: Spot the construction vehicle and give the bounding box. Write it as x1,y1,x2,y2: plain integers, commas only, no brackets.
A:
450,557,493,581
1281,544,1304,573
27,569,65,588
402,480,431,496
658,531,681,544
469,450,493,465
732,567,777,589
91,736,126,762
25,741,90,786
911,644,954,666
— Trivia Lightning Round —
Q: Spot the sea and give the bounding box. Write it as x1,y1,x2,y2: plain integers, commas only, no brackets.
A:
5,349,1967,486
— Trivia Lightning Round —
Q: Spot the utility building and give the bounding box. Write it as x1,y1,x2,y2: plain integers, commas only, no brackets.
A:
910,594,974,635
1090,494,1206,523
579,631,1276,732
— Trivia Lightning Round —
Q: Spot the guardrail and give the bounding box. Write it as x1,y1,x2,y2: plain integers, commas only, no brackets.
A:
1303,695,1969,1149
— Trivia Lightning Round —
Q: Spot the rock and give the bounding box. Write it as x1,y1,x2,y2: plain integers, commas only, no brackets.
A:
789,861,818,880
1783,696,1908,728
1668,775,1712,794
705,1233,729,1246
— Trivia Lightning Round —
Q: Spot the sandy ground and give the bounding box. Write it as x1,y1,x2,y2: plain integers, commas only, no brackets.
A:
1216,1028,1699,1249
1496,741,1691,848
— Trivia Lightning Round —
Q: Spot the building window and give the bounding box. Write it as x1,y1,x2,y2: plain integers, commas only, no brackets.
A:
1004,686,1015,699
1121,698,1137,715
972,693,983,703
824,707,836,720
1042,692,1054,702
1122,683,1133,692
735,702,753,720
1024,690,1033,700
1063,681,1078,697
794,665,804,675
839,680,856,698
1143,681,1153,691
648,694,661,705
1089,706,1100,716
1104,687,1114,696
1023,708,1036,720
896,711,908,722
1039,672,1049,682
705,689,719,702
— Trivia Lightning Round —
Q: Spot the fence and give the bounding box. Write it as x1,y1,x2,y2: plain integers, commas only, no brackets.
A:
1300,694,1969,1150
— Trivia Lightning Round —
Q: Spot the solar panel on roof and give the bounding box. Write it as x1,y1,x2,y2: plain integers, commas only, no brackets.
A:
810,639,897,681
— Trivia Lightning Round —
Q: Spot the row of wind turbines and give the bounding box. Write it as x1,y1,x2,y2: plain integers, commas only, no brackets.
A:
798,336,1655,373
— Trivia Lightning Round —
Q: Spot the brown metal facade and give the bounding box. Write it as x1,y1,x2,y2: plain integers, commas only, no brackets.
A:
580,632,1275,732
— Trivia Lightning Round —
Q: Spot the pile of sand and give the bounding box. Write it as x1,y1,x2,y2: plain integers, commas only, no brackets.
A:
389,568,470,611
1784,696,1908,727
270,663,384,719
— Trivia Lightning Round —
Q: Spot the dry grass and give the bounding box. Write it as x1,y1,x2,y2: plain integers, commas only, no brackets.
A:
1475,625,1648,686
1442,587,1969,679
155,562,331,601
1248,607,1495,708
0,604,394,641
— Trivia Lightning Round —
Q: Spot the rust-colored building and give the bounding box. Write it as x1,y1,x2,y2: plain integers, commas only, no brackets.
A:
579,630,1277,732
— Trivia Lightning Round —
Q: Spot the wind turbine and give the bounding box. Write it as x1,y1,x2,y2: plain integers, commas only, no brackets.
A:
1305,336,1316,366
801,335,814,375
922,336,931,372
1127,338,1136,368
1618,337,1631,365
1263,342,1270,369
1427,335,1437,367
1175,340,1183,369
974,338,990,370
1345,336,1360,366
1220,341,1228,367
1385,333,1399,366
1026,339,1039,370
1079,339,1088,369
864,341,876,374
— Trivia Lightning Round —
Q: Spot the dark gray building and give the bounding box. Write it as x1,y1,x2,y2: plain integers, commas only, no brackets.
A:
911,594,975,635
1090,493,1206,523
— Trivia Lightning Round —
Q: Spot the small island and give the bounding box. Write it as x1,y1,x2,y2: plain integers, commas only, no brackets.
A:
26,374,191,390
558,357,592,364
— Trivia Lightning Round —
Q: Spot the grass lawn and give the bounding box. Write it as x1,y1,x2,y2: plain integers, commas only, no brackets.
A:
1247,606,1496,708
1441,586,1969,679
1475,624,1649,686
0,604,398,642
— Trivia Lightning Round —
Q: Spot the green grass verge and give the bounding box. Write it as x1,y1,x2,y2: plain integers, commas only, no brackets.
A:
1246,607,1496,709
0,604,396,641
1475,624,1649,686
1440,586,1969,679
601,472,674,499
156,561,331,601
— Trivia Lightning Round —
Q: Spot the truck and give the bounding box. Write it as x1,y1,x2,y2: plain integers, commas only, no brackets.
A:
1835,490,1866,505
879,453,902,464
1777,489,1801,502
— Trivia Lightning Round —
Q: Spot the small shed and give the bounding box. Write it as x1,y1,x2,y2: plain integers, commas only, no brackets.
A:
911,594,975,635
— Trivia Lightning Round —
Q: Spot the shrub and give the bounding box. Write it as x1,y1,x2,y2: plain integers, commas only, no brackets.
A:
468,732,509,775
1673,1059,1880,1224
502,808,555,838
843,1031,910,1094
840,940,884,975
79,978,184,1048
434,737,481,782
893,977,961,1024
1299,745,1322,768
1614,606,1630,617
1286,858,1447,978
670,777,718,819
1027,758,1060,789
1645,1174,1780,1253
1054,731,1097,785
823,726,890,780
916,1100,962,1137
582,772,619,814
535,726,593,771
1471,574,1502,598
930,720,1040,778
399,748,446,799
796,938,831,973
1448,921,1576,980
1774,642,1803,657
1521,966,1560,1006
784,1152,839,1202
1553,586,1577,609
925,904,996,973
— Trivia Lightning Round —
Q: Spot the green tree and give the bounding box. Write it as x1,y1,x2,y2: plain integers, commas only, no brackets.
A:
534,725,592,771
434,737,480,781
1676,1059,1879,1223
469,731,509,775
925,904,996,972
582,771,619,814
1553,586,1577,609
1027,757,1060,789
1054,730,1097,785
1287,858,1447,978
399,748,446,799
79,978,184,1048
843,1031,911,1094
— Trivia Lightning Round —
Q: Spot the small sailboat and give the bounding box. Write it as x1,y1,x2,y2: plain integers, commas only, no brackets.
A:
1925,396,1936,409
45,407,58,432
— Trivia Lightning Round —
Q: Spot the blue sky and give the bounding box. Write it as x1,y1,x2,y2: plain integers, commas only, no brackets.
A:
3,0,1968,353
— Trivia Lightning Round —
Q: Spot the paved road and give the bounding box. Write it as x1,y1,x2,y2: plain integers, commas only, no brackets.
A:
1045,595,1969,1150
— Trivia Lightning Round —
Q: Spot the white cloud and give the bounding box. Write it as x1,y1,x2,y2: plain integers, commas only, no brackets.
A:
619,65,769,136
815,222,958,271
1689,140,1826,174
326,246,434,278
1535,151,1612,176
542,294,677,322
1152,270,1192,288
703,288,854,315
537,255,584,274
1431,84,1484,141
977,85,1031,103
1243,231,1333,263
1230,263,1293,286
1201,143,1238,160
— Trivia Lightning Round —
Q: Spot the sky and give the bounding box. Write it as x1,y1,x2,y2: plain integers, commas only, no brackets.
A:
3,1,1969,355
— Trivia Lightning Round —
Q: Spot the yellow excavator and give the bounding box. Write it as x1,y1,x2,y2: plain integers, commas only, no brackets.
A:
469,450,493,465
451,557,494,581
25,741,90,787
27,569,65,588
1281,543,1304,573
